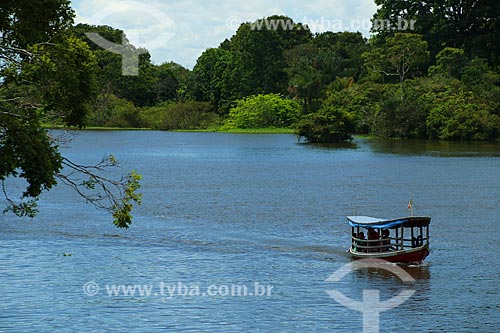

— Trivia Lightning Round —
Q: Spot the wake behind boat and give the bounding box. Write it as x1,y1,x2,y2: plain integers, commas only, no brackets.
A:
347,215,431,264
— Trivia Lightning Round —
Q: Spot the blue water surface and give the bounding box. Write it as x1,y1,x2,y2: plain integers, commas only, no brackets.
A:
1,131,500,332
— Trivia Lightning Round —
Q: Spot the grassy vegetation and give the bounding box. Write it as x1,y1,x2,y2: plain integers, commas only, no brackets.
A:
216,127,295,134
163,127,295,134
43,125,152,131
44,124,294,134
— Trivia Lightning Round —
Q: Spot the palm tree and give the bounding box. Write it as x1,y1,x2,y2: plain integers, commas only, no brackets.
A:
288,66,322,113
330,76,354,92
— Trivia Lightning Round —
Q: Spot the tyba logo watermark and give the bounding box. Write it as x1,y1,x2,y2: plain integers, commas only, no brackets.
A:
85,1,175,76
325,259,416,333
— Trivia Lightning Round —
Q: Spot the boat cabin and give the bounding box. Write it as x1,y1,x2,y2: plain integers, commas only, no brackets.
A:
347,215,431,263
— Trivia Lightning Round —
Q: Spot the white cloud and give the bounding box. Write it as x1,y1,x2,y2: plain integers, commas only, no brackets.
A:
72,0,377,68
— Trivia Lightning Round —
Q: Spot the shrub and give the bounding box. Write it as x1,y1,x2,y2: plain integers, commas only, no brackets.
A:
159,101,220,130
89,93,143,128
227,94,301,128
426,90,500,140
295,92,357,143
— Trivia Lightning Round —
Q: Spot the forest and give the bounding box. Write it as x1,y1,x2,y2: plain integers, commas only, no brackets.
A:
63,2,500,142
3,0,500,143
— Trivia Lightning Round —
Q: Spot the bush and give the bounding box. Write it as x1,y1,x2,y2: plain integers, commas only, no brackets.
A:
371,86,428,139
158,101,220,130
139,102,171,129
88,93,143,128
426,90,500,140
227,94,301,129
295,92,357,143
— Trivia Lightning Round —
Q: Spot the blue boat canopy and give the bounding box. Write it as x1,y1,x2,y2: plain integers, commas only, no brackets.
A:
347,216,431,229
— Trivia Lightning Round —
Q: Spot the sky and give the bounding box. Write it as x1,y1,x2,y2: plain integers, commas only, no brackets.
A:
72,0,378,69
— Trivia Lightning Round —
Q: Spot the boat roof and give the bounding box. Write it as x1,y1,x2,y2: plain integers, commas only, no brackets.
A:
347,216,431,229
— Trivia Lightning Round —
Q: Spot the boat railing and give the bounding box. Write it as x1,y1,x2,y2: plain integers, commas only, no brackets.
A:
351,235,429,253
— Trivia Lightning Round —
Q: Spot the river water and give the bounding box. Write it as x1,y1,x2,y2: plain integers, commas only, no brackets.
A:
1,131,500,332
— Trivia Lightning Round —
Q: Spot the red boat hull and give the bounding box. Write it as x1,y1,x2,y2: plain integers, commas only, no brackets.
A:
349,246,430,264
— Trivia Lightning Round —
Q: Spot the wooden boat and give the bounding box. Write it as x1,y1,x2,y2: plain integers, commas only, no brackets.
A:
347,215,431,264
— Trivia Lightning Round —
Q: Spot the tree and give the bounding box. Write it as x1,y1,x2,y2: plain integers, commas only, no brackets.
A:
88,93,143,128
229,22,287,95
460,59,500,111
154,61,190,103
372,0,500,66
0,0,74,49
285,43,321,113
330,77,354,92
227,16,312,96
426,90,500,140
227,94,300,129
313,32,368,83
25,36,98,127
284,32,368,113
428,47,466,79
288,66,323,113
71,24,158,107
159,101,219,130
363,33,429,97
190,48,235,113
295,90,357,143
295,106,356,143
371,83,428,138
1,0,141,227
189,16,312,114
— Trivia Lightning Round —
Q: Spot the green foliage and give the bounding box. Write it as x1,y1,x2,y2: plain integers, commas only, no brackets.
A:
295,90,357,143
227,94,301,129
283,32,368,113
313,32,368,83
461,59,490,88
371,86,428,138
229,16,312,95
154,61,189,103
0,0,74,49
363,33,429,90
0,111,62,200
58,9,499,144
159,101,220,130
73,24,190,107
25,35,98,127
138,102,168,130
325,84,373,134
89,93,142,128
190,48,235,113
188,16,312,113
372,0,500,66
1,0,142,227
330,77,354,92
112,170,142,228
3,200,39,218
288,66,323,113
425,87,500,140
1,0,74,217
428,48,466,78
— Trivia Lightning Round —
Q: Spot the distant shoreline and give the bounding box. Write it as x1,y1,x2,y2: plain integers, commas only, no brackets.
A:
44,125,295,134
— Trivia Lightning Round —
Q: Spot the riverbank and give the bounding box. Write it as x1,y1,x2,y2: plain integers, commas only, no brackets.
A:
44,125,295,134
43,125,152,131
176,127,295,134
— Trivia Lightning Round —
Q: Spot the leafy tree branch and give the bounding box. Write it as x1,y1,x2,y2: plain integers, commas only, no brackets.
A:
1,0,142,227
